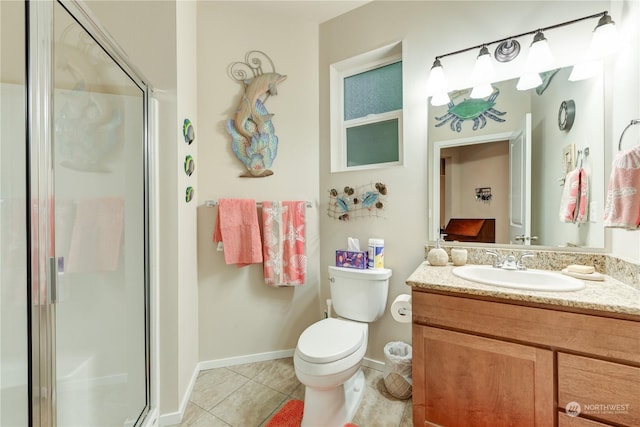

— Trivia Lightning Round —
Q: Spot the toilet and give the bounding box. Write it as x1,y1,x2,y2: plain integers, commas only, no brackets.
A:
294,266,392,427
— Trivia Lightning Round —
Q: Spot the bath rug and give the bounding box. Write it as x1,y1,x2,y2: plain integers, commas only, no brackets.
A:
265,400,303,427
265,399,358,427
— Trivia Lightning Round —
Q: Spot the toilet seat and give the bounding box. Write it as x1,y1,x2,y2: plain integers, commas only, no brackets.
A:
296,318,365,364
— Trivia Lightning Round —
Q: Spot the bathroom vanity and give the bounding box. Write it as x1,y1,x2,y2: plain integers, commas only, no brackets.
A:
406,262,640,427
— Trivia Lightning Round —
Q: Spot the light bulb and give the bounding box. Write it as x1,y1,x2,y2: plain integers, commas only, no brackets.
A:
431,92,451,107
569,59,603,81
516,72,542,91
470,83,493,99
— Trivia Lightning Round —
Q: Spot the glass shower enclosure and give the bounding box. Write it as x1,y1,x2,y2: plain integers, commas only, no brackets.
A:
1,0,152,425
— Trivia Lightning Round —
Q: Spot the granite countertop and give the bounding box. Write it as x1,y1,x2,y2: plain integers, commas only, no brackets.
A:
406,261,640,317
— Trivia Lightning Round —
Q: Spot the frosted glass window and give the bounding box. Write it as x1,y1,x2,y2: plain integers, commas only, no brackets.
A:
329,41,403,172
346,119,399,167
344,62,403,120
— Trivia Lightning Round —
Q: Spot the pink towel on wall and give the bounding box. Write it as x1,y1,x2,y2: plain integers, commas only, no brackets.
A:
262,201,306,287
212,198,263,266
603,147,640,229
67,198,124,273
559,168,589,223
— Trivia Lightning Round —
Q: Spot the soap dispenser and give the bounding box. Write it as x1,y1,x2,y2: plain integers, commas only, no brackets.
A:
427,235,449,266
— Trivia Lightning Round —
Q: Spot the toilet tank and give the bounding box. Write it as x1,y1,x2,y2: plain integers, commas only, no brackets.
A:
328,266,392,322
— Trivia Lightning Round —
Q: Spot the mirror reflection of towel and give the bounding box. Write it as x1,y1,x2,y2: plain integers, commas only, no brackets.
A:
603,147,640,229
66,198,124,273
559,168,588,223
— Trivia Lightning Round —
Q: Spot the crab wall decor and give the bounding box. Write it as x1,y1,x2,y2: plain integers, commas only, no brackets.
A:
434,87,506,132
225,51,287,177
327,182,388,221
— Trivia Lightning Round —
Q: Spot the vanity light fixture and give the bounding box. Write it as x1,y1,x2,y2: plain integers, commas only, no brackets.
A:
426,10,618,104
590,12,620,58
516,30,555,90
570,12,619,81
494,39,520,63
470,46,496,98
426,58,450,106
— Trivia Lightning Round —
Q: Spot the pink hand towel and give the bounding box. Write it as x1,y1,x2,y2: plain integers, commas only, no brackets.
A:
262,201,306,287
603,147,640,229
559,168,589,223
213,198,263,266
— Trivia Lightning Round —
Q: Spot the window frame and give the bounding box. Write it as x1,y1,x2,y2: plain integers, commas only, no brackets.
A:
330,42,404,172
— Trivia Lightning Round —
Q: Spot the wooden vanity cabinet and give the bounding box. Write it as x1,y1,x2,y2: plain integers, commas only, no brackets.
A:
411,289,640,427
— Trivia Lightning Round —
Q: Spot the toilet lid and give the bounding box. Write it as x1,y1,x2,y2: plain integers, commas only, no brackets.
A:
297,318,365,364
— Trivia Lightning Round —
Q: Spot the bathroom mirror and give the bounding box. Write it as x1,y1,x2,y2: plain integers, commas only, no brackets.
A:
428,65,605,249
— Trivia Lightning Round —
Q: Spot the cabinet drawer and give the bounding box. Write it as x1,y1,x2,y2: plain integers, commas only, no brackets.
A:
558,353,640,427
558,412,613,426
412,290,640,364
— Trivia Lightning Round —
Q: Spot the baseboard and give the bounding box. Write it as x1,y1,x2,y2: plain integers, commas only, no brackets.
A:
198,349,296,371
362,356,386,371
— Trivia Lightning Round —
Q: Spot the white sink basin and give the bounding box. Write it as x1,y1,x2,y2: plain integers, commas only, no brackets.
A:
452,265,585,292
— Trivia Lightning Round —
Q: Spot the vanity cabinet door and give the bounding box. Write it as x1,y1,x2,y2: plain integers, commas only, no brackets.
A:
558,412,614,427
413,325,554,427
558,353,640,426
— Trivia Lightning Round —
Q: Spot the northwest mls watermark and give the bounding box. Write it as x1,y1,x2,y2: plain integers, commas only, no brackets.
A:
566,401,631,417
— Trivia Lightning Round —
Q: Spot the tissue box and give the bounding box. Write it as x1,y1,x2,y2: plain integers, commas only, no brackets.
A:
335,250,368,269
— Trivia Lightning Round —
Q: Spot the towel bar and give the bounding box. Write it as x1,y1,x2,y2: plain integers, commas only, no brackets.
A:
618,119,640,151
205,200,312,208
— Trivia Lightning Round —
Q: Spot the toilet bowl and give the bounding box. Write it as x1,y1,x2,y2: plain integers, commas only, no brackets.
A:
294,318,368,426
294,266,392,427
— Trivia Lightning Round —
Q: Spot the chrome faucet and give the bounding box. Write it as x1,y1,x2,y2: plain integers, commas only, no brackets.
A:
485,250,535,270
485,250,503,268
516,252,535,270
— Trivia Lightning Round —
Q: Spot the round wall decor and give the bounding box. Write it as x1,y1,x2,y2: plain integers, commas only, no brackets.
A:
558,100,575,131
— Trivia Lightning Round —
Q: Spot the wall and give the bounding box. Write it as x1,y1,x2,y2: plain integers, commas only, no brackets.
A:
196,2,321,363
320,0,620,363
176,0,200,418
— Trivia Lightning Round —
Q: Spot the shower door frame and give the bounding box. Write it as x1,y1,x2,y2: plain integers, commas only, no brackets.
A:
26,0,155,425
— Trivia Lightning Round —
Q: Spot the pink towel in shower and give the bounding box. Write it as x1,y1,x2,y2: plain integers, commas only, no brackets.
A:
212,198,263,266
66,198,124,273
559,168,589,223
262,201,306,287
603,147,640,229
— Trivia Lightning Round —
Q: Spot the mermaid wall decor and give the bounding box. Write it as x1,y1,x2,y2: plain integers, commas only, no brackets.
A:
226,51,287,177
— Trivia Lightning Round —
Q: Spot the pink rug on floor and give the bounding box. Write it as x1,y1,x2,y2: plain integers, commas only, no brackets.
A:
265,399,358,427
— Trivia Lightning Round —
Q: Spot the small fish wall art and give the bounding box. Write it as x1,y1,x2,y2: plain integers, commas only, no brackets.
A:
434,87,506,133
183,119,195,144
226,51,287,178
327,182,388,221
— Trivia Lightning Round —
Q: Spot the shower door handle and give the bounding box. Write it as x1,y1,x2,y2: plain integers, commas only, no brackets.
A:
48,256,64,304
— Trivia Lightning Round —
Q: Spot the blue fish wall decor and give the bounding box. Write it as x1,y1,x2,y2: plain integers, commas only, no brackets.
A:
226,51,286,177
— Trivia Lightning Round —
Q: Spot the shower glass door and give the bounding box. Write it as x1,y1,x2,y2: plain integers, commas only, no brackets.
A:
49,1,150,425
1,0,29,426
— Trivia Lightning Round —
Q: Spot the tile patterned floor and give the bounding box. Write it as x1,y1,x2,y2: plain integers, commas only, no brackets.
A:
173,357,413,427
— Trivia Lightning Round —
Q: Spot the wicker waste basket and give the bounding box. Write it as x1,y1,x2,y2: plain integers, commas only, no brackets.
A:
382,341,412,399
